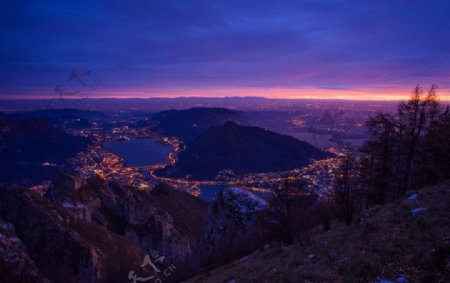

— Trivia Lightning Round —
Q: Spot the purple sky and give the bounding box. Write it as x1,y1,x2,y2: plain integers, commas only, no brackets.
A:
1,0,450,100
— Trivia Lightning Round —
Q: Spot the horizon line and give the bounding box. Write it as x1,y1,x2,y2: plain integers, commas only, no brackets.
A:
2,95,450,102
2,85,450,102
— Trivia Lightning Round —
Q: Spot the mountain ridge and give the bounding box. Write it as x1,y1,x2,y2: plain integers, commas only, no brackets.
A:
158,121,331,180
152,107,242,142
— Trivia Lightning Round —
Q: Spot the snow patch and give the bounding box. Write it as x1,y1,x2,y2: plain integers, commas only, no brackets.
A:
307,253,316,261
410,207,426,216
222,187,268,214
62,201,74,208
0,223,14,231
61,202,85,209
8,236,20,243
407,193,418,201
373,276,409,283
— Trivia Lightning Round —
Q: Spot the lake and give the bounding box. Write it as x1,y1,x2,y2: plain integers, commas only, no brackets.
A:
105,138,172,167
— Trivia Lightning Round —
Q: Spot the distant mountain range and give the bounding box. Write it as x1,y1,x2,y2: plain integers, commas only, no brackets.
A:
0,116,90,185
152,107,242,142
157,121,332,180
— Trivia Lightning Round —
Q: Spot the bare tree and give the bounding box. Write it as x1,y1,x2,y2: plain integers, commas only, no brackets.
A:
266,178,318,245
396,84,440,193
421,106,450,184
358,85,443,204
334,153,363,224
361,113,396,204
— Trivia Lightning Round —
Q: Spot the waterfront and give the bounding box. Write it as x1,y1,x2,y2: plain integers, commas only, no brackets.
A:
104,137,172,167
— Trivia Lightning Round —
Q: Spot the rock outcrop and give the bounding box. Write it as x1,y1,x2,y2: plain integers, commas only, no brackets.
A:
195,187,269,268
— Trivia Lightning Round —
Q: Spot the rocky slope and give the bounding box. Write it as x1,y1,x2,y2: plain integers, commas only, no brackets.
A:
158,121,331,180
0,184,146,283
0,217,41,283
46,173,208,265
186,181,450,283
0,173,208,282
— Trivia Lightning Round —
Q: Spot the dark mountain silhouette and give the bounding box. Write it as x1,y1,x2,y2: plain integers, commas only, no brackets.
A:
0,117,90,185
9,108,109,129
11,108,108,120
157,121,332,180
152,107,242,142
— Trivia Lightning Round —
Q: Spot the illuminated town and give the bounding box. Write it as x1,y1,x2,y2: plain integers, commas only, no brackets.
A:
62,104,364,200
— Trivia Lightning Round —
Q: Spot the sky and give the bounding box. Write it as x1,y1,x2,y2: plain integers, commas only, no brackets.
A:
1,0,450,100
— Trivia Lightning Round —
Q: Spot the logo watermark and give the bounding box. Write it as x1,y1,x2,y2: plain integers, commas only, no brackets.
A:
128,250,176,283
39,66,102,111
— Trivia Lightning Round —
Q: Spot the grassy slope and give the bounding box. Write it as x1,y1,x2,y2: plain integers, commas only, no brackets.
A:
186,182,450,283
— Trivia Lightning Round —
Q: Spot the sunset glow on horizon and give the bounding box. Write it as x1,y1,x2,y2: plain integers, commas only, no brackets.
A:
3,86,450,102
